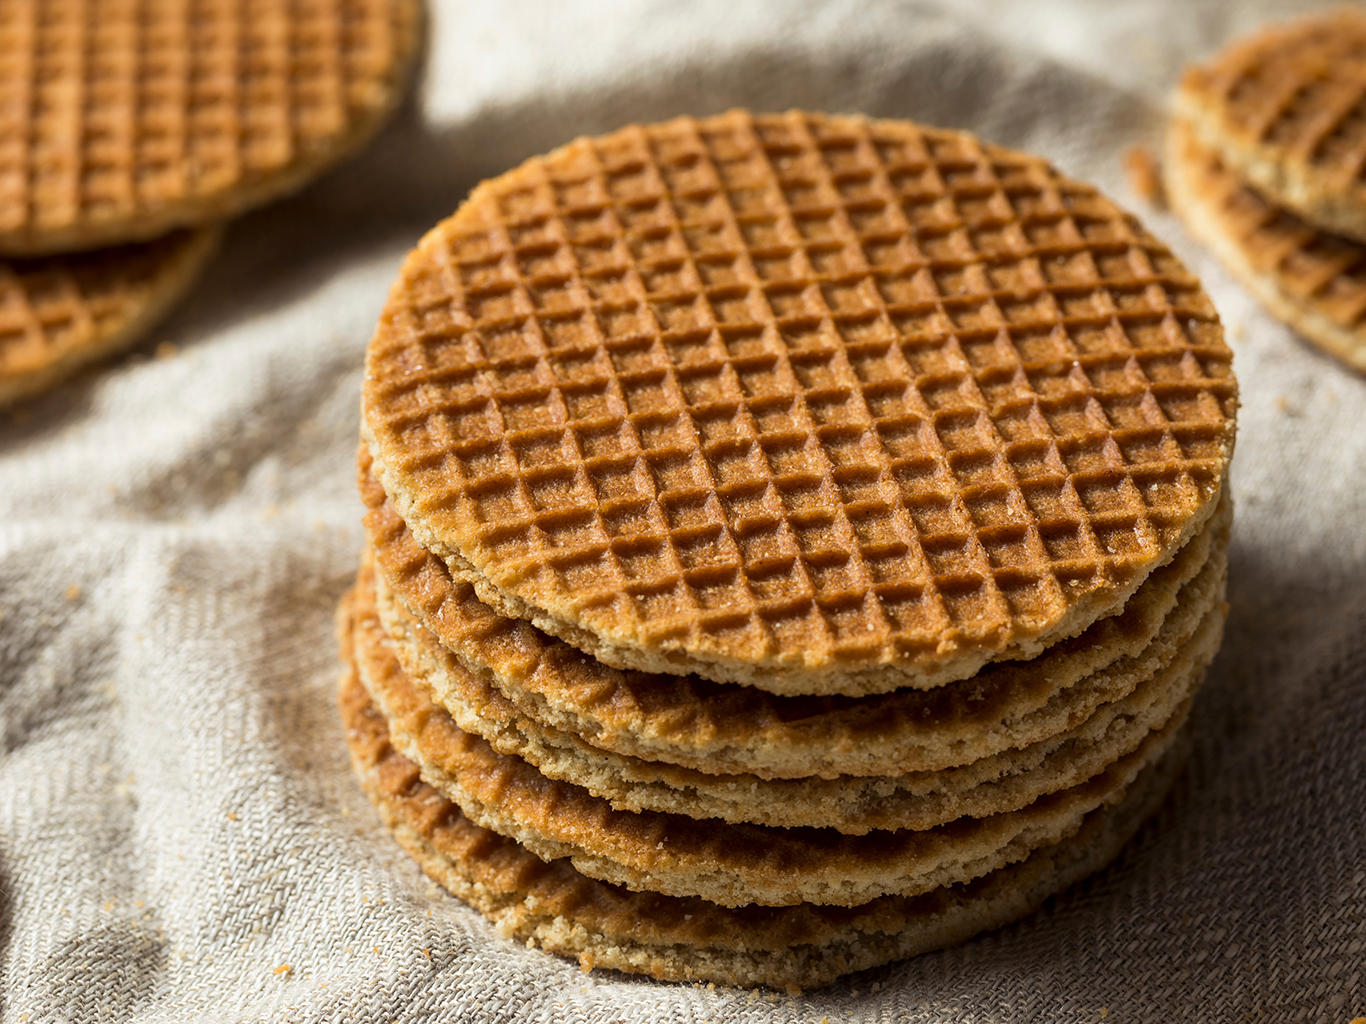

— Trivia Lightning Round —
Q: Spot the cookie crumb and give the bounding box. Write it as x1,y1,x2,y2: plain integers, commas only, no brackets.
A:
155,341,179,360
64,584,81,601
1125,146,1164,206
273,964,291,976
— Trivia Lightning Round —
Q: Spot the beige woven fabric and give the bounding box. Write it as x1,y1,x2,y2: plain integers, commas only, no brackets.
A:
1,1,1361,1021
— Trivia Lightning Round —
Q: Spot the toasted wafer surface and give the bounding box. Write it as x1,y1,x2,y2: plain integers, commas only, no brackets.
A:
1166,119,1366,374
357,554,1210,834
1176,9,1366,243
362,441,1229,778
362,109,1236,695
0,227,217,406
0,0,423,255
338,626,1188,990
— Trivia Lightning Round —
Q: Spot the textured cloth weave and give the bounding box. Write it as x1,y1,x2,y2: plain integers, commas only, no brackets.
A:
1,1,1362,1021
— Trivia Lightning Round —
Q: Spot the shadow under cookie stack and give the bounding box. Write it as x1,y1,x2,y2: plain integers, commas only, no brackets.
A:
340,110,1238,991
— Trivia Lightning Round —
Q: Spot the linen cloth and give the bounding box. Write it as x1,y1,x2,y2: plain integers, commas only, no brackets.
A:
2,1,1363,1020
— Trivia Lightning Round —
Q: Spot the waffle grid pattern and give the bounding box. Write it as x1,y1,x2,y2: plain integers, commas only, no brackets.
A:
0,229,203,376
365,111,1235,676
1201,11,1366,186
1165,122,1366,376
1195,139,1366,329
0,0,411,248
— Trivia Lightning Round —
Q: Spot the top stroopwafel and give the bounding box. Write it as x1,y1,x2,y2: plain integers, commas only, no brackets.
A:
1175,8,1366,243
362,109,1237,696
0,0,424,256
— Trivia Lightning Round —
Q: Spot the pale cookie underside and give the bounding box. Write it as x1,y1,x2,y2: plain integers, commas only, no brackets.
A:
344,589,1187,909
0,0,424,255
358,554,1214,834
362,109,1236,695
0,227,219,407
340,658,1188,991
361,441,1229,778
1165,119,1366,375
1175,9,1366,244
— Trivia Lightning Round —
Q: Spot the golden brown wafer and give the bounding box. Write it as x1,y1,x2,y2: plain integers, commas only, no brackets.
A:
1166,118,1366,374
361,109,1236,696
0,227,217,406
1175,9,1366,243
0,0,423,255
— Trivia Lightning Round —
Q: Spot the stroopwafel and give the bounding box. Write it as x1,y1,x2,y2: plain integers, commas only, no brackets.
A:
1175,9,1366,245
1167,115,1366,374
348,590,1186,909
0,0,424,256
360,555,1217,834
0,227,217,406
361,109,1237,697
356,550,1219,843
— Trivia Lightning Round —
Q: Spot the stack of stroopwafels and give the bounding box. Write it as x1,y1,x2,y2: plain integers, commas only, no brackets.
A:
1167,8,1366,375
0,0,423,406
341,109,1238,991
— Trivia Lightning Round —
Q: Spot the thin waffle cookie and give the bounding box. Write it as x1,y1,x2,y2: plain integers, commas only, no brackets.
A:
356,555,1214,834
1175,9,1366,244
340,644,1189,991
347,582,1190,909
1166,119,1366,374
377,547,1225,780
362,109,1237,696
0,227,217,406
363,439,1229,779
0,0,423,256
